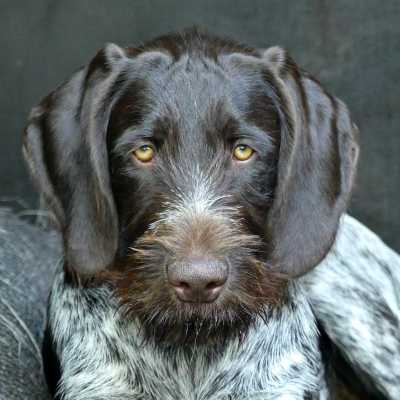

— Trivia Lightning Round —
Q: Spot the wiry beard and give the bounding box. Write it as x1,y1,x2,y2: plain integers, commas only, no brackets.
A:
120,297,267,347
106,249,288,347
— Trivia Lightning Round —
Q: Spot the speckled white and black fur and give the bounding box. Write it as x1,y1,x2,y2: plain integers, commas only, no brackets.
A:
45,215,400,400
48,275,322,400
304,215,400,400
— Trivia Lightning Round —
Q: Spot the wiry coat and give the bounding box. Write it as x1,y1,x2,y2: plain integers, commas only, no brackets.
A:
22,29,399,399
1,211,399,399
45,215,400,399
48,275,321,400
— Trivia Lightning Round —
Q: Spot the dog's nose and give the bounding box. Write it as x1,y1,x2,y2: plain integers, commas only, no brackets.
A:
168,258,228,303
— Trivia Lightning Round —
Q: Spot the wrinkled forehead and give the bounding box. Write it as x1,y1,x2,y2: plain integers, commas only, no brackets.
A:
108,51,279,144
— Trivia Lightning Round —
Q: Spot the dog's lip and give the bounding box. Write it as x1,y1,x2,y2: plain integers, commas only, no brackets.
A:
173,295,224,310
175,297,217,304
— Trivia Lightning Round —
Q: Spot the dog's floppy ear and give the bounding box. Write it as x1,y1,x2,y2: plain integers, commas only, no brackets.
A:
261,46,359,277
23,44,129,276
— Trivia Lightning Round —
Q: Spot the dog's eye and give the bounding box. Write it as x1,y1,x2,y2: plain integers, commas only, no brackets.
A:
233,144,254,161
133,145,155,163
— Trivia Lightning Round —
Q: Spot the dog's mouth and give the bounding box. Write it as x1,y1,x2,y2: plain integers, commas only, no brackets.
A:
135,303,258,346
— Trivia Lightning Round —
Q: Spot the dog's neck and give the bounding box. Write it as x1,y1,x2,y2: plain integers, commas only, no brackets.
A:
48,272,323,399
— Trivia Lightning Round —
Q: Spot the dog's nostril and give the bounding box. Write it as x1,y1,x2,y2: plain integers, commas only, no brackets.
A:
176,281,190,290
206,281,224,290
173,279,225,303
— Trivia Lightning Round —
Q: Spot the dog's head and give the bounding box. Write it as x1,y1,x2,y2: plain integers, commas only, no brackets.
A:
24,29,358,344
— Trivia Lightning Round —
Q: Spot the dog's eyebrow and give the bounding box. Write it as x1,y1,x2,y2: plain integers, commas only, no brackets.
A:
112,127,155,154
112,117,174,154
229,121,276,149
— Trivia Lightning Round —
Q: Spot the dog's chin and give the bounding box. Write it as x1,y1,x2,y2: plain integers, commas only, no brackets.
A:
136,303,257,347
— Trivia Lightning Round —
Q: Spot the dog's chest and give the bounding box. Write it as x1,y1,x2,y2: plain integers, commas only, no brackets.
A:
119,332,322,400
49,274,324,400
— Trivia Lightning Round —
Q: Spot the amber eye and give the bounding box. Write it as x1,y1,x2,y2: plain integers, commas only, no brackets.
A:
233,144,254,161
133,145,154,163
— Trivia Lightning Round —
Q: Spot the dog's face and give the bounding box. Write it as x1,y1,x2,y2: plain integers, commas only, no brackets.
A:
24,29,359,344
107,46,282,342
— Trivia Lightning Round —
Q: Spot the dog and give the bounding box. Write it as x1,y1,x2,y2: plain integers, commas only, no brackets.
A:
23,28,362,399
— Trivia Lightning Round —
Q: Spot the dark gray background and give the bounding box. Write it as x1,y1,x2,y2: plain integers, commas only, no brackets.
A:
1,0,399,250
